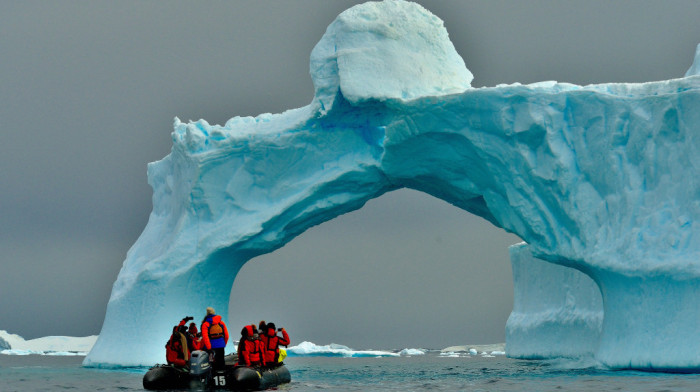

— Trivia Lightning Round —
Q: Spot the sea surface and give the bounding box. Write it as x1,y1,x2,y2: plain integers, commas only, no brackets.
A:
2,352,700,391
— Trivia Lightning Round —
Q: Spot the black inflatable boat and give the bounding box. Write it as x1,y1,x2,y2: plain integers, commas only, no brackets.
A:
143,350,291,391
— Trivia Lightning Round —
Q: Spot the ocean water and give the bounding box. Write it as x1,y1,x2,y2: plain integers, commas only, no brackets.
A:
2,353,700,391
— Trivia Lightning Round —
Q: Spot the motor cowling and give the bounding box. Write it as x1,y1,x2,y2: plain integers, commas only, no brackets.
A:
189,350,211,376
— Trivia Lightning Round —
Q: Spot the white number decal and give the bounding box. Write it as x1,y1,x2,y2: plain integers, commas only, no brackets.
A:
214,375,226,386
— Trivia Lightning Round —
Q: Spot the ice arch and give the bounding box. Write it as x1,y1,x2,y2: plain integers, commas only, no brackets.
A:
85,0,700,370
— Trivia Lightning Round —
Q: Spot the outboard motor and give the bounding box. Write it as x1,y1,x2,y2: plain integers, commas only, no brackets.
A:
189,350,211,377
188,349,213,389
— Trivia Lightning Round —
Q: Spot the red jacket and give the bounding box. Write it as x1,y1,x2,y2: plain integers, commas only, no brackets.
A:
165,332,189,367
237,325,265,367
260,328,290,364
188,324,203,351
201,315,229,350
238,338,266,367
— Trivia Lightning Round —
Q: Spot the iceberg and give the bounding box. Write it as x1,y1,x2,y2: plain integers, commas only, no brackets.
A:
286,341,398,357
0,330,97,356
85,0,700,371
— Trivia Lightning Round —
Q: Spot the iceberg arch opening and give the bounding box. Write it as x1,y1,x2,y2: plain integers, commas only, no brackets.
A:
228,188,521,350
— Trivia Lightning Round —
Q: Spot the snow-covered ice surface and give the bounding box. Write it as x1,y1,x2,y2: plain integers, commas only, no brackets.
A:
0,330,96,356
309,0,471,113
85,0,700,371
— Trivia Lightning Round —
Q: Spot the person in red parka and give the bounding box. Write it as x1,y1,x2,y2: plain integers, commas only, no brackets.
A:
165,318,193,368
237,325,266,368
188,322,203,351
260,322,290,366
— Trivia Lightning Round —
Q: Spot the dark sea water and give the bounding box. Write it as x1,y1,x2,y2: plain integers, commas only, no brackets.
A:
2,353,700,391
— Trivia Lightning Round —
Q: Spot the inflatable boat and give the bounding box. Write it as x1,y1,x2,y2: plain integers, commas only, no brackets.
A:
143,350,291,391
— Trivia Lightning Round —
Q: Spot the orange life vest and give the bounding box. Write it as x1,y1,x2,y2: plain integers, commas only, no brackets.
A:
209,323,224,340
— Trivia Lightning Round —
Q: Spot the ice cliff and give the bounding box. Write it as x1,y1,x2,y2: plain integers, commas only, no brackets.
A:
85,0,700,371
506,243,603,359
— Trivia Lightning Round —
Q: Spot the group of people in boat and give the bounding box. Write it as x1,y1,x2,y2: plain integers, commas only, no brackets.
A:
239,320,290,367
165,307,290,371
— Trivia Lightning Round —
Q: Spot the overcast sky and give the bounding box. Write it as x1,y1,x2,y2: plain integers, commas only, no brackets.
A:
2,1,699,350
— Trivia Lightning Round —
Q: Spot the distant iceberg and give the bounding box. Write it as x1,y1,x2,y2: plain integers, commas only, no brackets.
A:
441,343,506,357
287,341,399,357
399,348,426,356
0,330,97,356
286,342,428,357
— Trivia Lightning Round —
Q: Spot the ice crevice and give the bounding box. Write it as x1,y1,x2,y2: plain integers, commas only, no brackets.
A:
85,0,700,370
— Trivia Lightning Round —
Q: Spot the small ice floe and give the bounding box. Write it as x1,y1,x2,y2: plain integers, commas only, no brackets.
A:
398,348,426,356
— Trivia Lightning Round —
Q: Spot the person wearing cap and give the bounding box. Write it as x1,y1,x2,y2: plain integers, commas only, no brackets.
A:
201,307,229,370
188,322,203,351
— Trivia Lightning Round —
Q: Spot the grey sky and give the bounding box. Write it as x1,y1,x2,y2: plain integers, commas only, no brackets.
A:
1,1,699,350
